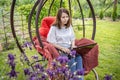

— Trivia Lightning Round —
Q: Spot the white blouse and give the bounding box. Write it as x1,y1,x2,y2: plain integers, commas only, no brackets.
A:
47,25,75,48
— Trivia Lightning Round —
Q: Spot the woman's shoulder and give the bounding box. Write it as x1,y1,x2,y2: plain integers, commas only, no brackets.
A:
51,25,58,29
69,25,73,29
50,26,58,30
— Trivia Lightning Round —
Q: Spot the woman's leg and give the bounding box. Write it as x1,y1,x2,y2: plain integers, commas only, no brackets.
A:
76,55,83,70
76,55,84,80
68,57,76,72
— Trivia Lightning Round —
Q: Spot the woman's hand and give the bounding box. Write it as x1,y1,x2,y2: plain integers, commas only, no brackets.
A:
50,43,71,54
61,47,70,54
71,45,77,49
71,40,77,49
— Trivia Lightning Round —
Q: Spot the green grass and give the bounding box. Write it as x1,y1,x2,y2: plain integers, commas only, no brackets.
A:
75,19,120,80
79,20,120,80
94,19,120,80
0,18,120,80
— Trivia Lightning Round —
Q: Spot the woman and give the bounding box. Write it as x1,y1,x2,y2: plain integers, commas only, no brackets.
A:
47,8,84,80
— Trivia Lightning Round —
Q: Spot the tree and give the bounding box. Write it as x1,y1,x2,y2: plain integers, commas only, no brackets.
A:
112,0,118,21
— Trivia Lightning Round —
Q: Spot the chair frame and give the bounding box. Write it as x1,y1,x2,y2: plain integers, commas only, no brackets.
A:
10,0,98,80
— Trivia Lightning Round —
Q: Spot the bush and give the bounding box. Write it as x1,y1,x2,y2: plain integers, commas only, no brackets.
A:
117,4,120,19
112,7,117,21
2,42,16,51
99,10,104,19
88,10,92,18
104,9,112,17
117,12,120,19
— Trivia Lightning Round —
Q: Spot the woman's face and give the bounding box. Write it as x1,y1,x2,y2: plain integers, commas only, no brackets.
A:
60,12,69,26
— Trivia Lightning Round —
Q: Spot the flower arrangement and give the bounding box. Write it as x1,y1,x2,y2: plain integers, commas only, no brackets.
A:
7,54,19,78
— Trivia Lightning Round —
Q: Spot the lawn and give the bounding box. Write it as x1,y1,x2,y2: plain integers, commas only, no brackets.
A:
0,18,120,80
95,19,120,80
83,18,120,80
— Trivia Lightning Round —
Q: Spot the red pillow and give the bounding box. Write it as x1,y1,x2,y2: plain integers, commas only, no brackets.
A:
39,16,55,38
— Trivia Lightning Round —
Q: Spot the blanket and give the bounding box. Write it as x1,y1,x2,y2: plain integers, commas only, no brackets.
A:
75,38,99,74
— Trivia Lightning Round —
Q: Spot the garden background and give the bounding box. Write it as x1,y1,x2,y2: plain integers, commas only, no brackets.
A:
0,0,120,80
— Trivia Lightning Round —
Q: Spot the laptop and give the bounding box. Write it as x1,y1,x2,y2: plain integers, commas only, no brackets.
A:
73,43,97,50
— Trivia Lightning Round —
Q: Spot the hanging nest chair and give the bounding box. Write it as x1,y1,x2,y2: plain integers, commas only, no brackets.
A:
10,0,99,80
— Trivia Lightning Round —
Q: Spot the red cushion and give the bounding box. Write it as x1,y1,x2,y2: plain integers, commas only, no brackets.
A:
39,16,55,38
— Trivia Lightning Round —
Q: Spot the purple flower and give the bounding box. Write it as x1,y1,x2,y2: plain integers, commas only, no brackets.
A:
69,76,79,80
29,74,36,80
70,50,76,57
41,74,47,79
22,42,33,50
32,55,38,60
8,54,15,61
24,42,32,47
24,68,31,76
11,63,16,70
104,74,112,80
46,69,54,77
61,67,69,74
68,72,74,79
7,69,19,78
72,77,79,80
8,60,15,68
56,67,62,74
56,56,69,64
69,78,73,80
76,68,85,76
34,64,41,69
7,54,16,70
51,61,57,67
34,64,44,72
22,42,32,47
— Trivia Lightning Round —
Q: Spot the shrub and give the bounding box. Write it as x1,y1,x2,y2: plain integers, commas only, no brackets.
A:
88,10,92,18
104,9,112,17
112,6,117,21
99,10,104,19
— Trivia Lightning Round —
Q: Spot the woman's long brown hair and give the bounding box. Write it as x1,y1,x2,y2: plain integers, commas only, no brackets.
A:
52,8,71,29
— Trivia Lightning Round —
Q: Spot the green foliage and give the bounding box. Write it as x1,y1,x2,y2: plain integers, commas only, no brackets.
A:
0,0,7,6
16,0,66,26
112,11,117,21
1,0,120,20
0,0,11,7
117,3,120,19
99,10,104,19
73,10,81,19
16,0,34,5
2,42,16,51
72,0,90,18
112,6,117,21
88,10,92,18
77,26,82,31
17,4,34,22
104,9,112,17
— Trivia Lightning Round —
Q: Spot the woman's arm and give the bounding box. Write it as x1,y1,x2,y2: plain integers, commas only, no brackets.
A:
50,43,70,54
47,26,70,54
70,26,77,49
71,40,77,49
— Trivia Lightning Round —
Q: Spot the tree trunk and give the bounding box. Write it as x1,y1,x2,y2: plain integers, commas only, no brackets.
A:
113,0,117,9
112,0,118,21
